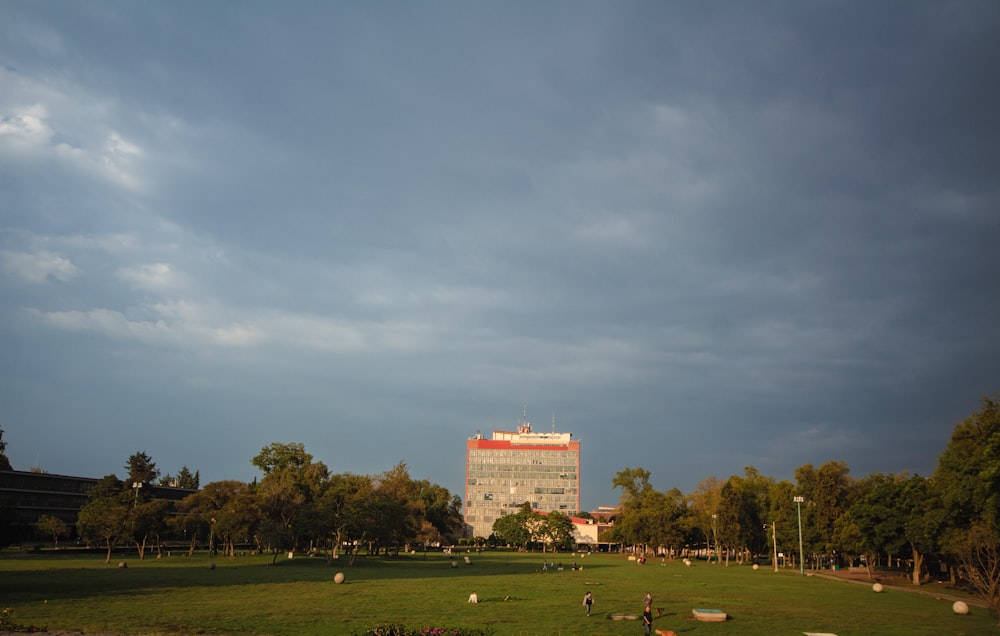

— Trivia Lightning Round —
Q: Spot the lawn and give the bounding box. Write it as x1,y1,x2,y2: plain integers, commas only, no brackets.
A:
0,549,994,635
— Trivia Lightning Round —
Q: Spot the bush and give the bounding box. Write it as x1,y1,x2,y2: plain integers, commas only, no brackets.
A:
0,607,47,633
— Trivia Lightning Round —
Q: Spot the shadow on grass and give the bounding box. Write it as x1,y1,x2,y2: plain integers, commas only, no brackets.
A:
0,551,614,604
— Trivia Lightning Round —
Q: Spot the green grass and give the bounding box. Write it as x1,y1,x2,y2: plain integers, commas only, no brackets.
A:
0,549,995,635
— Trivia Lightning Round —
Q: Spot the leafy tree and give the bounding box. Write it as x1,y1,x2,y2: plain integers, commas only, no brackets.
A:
158,466,200,489
35,515,68,548
952,523,1000,625
848,473,909,577
210,482,257,558
687,476,723,560
492,504,534,550
936,395,1000,533
415,480,464,544
540,511,574,551
125,451,159,486
252,442,312,475
176,466,200,489
609,467,660,554
253,442,328,560
712,469,773,565
304,472,375,565
0,426,11,471
898,474,944,586
612,467,653,503
767,480,799,568
128,499,172,560
370,463,420,554
77,475,129,563
935,395,1000,611
795,460,855,567
171,490,212,556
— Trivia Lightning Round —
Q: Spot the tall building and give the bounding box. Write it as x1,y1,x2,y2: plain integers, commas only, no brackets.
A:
464,415,581,539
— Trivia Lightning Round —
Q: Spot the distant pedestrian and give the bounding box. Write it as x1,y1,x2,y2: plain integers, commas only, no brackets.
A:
583,591,593,616
643,605,653,636
644,592,652,608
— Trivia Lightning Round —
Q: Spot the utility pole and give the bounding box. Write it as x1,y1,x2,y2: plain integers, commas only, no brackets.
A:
794,496,805,575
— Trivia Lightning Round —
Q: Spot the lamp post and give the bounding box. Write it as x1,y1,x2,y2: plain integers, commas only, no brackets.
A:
794,496,805,575
130,482,143,558
710,514,718,564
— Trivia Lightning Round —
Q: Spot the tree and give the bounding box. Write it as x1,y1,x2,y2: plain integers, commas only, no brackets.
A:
35,515,68,549
848,473,910,578
540,511,574,551
936,395,1000,532
252,442,312,475
415,480,464,546
711,469,773,566
128,499,172,560
252,442,328,560
687,476,723,561
898,474,943,586
612,467,653,503
172,490,212,556
77,475,129,563
935,395,1000,610
795,460,856,567
125,451,159,486
492,504,534,550
370,463,420,554
176,466,200,490
304,472,375,565
952,523,1000,625
0,426,11,471
158,466,200,490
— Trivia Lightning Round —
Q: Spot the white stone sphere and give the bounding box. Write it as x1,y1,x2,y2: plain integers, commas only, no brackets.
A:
334,572,345,584
872,583,883,593
953,600,969,615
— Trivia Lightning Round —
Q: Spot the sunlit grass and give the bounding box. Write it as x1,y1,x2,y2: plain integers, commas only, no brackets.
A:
0,549,993,635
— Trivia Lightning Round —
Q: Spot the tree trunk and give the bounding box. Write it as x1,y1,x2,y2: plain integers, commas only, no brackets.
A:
911,545,924,586
105,539,113,564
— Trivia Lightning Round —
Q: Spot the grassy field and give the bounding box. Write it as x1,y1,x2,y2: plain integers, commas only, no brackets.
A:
0,548,994,635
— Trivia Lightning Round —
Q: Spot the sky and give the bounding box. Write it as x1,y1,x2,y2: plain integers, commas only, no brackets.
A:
1,1,998,513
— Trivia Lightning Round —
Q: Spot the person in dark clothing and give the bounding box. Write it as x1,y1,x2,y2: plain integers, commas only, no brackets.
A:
643,605,653,635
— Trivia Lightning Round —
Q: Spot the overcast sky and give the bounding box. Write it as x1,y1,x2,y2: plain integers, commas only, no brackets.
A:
2,1,998,512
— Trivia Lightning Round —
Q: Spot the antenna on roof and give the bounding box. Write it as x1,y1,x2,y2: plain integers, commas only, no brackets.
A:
552,413,556,433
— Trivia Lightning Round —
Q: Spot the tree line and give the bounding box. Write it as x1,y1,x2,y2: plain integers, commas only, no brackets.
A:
36,442,464,567
597,395,1000,620
8,395,1000,618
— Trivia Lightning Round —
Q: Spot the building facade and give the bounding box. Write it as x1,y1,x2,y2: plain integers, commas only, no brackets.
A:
464,418,580,539
0,469,196,543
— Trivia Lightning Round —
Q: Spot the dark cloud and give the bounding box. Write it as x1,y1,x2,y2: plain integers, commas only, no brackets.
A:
1,2,997,509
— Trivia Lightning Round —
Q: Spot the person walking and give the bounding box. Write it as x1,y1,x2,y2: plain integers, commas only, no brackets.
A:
583,591,594,616
643,592,652,608
643,605,653,636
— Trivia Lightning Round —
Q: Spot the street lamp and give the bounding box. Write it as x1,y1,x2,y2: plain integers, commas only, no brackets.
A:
794,496,805,575
710,514,718,564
